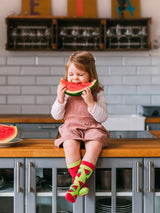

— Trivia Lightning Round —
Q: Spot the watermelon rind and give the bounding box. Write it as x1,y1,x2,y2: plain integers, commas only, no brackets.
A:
0,125,18,143
61,79,97,96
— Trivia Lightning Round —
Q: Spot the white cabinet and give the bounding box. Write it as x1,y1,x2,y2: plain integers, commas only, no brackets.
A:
103,114,145,131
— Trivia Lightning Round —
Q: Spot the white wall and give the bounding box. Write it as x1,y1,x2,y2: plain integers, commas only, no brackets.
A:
0,0,160,55
0,54,160,115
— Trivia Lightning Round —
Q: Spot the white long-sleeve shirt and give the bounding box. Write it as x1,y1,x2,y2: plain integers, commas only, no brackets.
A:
51,90,108,123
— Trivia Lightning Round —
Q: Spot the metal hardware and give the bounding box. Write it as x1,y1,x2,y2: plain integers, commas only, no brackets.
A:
38,125,57,129
149,161,153,192
146,125,150,131
17,162,21,193
28,162,32,193
136,161,141,192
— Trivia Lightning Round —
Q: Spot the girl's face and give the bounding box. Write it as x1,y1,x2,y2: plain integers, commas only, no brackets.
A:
67,63,89,83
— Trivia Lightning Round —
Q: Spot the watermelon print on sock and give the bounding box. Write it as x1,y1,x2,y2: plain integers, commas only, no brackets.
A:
67,160,89,197
65,161,95,203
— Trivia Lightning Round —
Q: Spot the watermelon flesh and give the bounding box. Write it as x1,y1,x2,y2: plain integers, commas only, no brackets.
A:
0,124,18,143
61,78,97,96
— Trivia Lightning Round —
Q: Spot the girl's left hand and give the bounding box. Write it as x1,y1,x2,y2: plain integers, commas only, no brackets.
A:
81,87,95,112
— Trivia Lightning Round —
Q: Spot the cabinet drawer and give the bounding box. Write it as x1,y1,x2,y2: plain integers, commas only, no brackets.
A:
16,123,60,139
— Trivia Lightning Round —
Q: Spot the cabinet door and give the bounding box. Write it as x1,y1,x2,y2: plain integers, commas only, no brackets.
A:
0,158,24,213
85,157,143,213
144,158,160,213
25,158,83,213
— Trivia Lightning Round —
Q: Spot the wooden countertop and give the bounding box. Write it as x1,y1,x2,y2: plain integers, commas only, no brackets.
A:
145,117,160,123
1,114,159,124
1,114,160,158
0,114,63,123
0,138,160,158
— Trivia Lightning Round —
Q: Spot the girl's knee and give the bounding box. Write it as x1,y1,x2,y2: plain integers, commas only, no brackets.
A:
63,140,80,153
86,140,102,151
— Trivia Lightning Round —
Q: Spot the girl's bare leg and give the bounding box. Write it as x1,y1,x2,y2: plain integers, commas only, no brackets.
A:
65,140,102,202
63,139,81,165
63,139,102,165
83,140,103,165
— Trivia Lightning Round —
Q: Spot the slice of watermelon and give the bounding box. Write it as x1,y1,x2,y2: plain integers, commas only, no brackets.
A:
0,124,18,143
60,79,97,96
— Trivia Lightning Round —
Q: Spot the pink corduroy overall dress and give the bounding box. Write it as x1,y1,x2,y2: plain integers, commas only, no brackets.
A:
54,96,109,147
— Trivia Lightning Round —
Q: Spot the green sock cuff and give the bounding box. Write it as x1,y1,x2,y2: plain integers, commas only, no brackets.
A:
67,160,81,169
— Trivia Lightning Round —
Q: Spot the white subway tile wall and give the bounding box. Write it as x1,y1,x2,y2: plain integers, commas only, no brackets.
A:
0,55,160,115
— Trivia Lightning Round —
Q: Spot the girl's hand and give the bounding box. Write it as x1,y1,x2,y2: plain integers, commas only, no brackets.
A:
57,83,66,104
81,87,95,112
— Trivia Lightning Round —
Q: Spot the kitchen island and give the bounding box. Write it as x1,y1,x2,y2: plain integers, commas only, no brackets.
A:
0,138,160,213
1,114,160,213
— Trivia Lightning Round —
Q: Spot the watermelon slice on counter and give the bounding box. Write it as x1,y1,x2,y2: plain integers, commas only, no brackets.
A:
60,78,97,96
0,124,18,143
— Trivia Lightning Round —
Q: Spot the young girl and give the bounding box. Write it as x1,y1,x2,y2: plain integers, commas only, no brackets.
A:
51,51,109,203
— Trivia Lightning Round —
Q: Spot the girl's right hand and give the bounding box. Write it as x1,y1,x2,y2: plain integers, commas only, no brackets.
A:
57,83,66,104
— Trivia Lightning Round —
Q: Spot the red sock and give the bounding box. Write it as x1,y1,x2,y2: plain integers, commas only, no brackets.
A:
68,160,80,181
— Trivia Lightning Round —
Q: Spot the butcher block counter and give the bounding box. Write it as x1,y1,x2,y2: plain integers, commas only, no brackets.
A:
145,117,160,123
0,114,63,123
1,114,160,157
0,138,160,157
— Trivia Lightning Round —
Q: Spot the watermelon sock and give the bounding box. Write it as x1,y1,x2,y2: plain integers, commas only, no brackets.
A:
67,160,81,180
65,161,95,203
67,160,88,197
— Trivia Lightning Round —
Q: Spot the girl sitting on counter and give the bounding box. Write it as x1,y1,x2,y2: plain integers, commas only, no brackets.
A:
51,51,109,203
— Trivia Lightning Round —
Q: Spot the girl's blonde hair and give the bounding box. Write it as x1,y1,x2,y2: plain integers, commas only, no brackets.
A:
65,51,103,94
